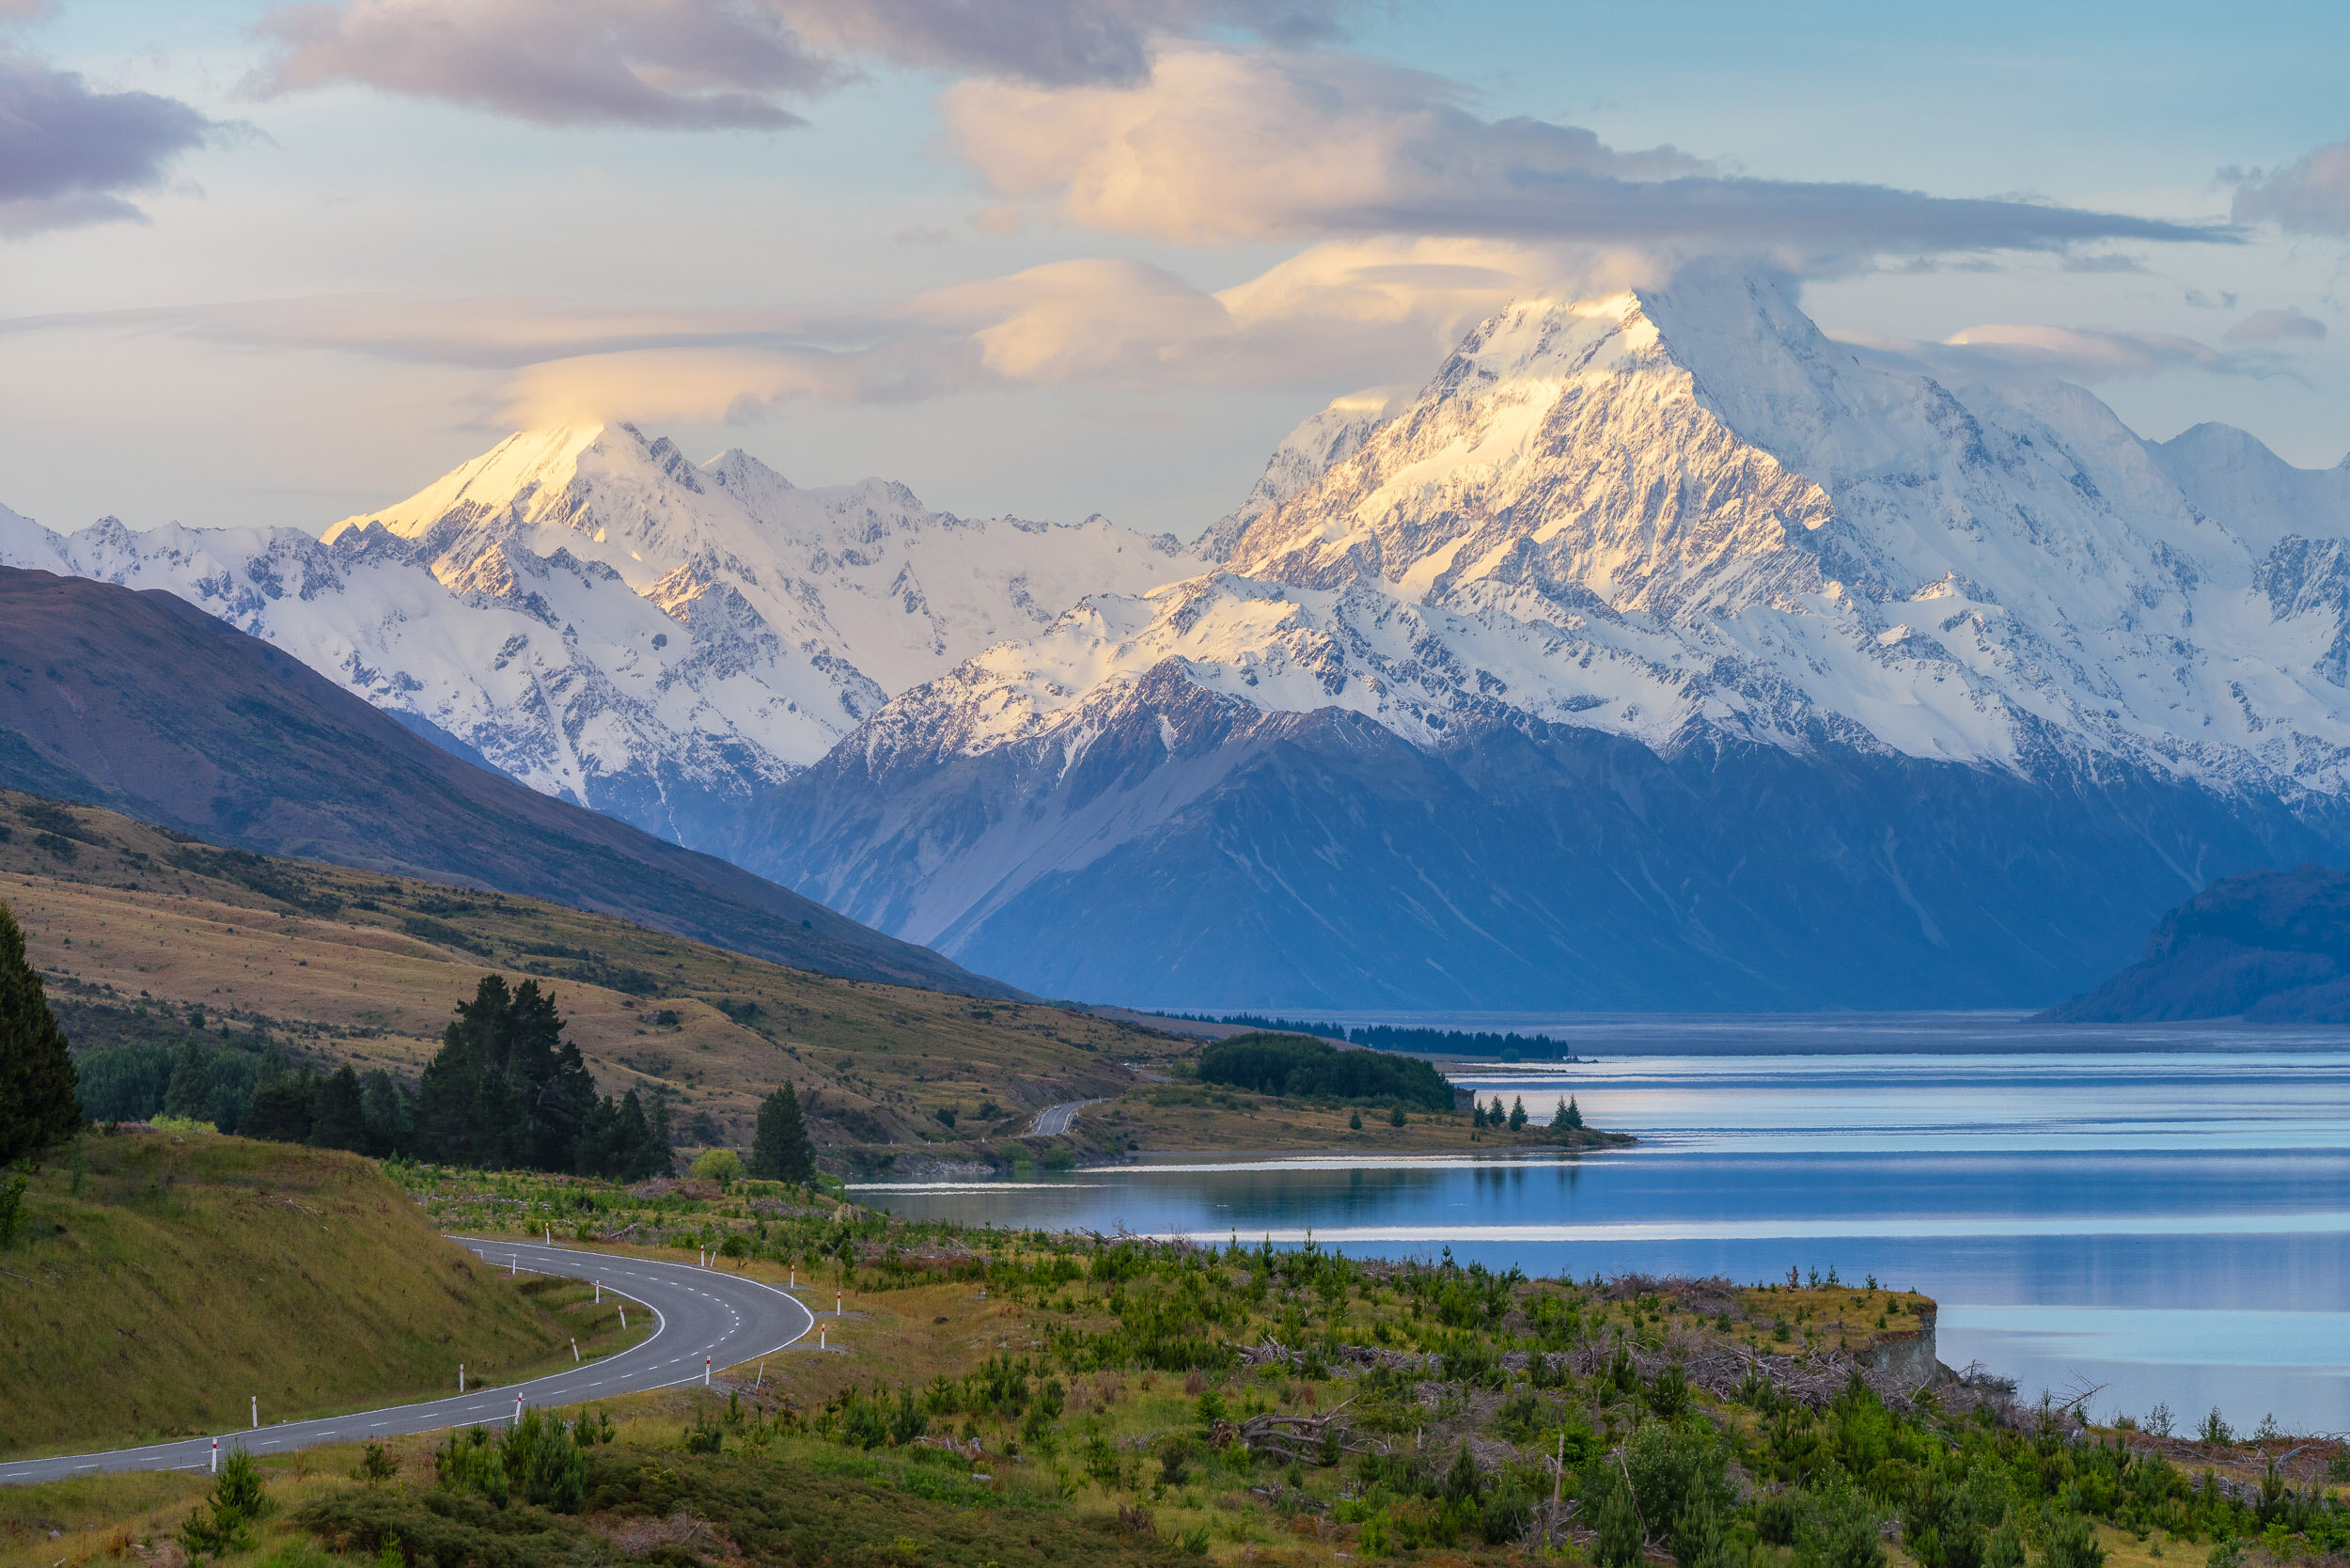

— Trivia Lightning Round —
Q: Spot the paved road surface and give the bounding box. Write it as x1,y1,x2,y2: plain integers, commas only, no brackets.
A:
1023,1097,1110,1137
0,1238,814,1487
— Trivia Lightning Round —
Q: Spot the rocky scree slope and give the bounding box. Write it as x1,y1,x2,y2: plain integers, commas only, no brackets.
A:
730,272,2350,1009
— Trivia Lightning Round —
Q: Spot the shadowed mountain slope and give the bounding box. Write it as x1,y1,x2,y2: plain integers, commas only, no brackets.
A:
2042,863,2350,1022
0,567,1014,997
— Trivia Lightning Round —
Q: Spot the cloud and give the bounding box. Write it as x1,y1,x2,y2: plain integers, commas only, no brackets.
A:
1832,322,2297,384
248,0,1358,126
944,43,2225,259
2229,138,2350,234
2224,306,2327,346
2059,252,2146,274
773,0,1353,88
252,0,828,129
2,234,1559,423
506,236,1557,419
0,55,219,236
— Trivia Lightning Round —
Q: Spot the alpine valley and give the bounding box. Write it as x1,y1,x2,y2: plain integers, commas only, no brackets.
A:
11,269,2350,1010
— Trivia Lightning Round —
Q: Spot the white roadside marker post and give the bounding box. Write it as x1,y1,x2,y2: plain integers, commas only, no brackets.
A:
835,1290,841,1316
703,1356,711,1386
618,1305,626,1329
251,1396,258,1430
595,1280,601,1303
755,1362,764,1390
513,1395,523,1426
789,1267,794,1288
572,1339,580,1363
819,1327,825,1350
510,1254,518,1276
211,1437,218,1473
459,1364,465,1392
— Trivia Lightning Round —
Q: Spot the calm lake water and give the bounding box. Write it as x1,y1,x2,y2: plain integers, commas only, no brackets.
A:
854,1017,2350,1435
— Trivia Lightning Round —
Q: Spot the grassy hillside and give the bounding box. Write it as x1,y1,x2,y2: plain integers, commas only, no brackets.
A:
0,1132,626,1459
0,788,1188,1171
0,788,1636,1172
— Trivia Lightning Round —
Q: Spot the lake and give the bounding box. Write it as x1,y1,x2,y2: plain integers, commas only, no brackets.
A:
853,1017,2350,1435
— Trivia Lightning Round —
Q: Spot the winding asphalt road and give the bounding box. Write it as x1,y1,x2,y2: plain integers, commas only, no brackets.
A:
0,1238,815,1487
1023,1097,1110,1137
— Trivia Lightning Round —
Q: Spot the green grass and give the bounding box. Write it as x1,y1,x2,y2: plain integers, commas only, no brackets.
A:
0,1132,579,1459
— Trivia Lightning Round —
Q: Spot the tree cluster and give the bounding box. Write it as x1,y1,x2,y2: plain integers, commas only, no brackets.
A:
1196,1032,1452,1109
406,976,671,1180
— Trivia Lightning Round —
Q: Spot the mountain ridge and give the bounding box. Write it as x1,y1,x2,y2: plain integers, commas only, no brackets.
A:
0,565,1018,997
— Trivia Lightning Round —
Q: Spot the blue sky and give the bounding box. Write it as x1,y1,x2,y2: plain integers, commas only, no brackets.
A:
2,0,2343,537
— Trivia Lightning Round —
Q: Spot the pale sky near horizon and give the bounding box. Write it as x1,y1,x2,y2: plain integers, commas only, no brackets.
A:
3,0,2346,540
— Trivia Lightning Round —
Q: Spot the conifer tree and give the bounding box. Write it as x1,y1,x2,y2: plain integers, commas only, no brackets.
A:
1565,1096,1584,1130
1551,1097,1572,1131
750,1081,815,1183
413,976,601,1173
243,1073,316,1144
308,1064,368,1152
1508,1095,1528,1132
0,902,80,1166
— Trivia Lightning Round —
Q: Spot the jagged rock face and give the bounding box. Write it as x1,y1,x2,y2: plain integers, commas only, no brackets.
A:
0,425,1204,847
726,272,2350,1006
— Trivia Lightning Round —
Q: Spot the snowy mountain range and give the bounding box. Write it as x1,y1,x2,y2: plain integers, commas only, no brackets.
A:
0,425,1202,847
717,273,2350,1007
9,269,2350,1008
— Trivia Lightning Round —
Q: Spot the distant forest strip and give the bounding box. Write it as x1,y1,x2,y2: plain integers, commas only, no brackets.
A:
1195,1033,1453,1109
1167,1011,1583,1058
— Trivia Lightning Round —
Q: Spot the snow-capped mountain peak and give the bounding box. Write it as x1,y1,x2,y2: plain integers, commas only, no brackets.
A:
2,421,1208,848
865,269,2350,805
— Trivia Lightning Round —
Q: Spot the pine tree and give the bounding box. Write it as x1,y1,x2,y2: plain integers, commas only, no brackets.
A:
1565,1096,1584,1130
0,902,80,1166
160,1038,216,1123
1551,1097,1572,1131
309,1065,368,1152
750,1082,815,1183
645,1093,675,1177
243,1074,316,1144
1507,1095,1528,1132
1594,1466,1643,1568
358,1070,411,1156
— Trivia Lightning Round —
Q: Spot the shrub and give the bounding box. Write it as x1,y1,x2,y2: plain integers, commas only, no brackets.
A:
181,1450,274,1557
506,1410,588,1512
690,1148,744,1184
2044,1513,2107,1568
435,1414,588,1512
